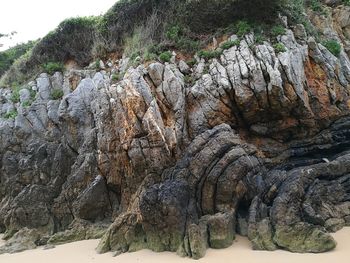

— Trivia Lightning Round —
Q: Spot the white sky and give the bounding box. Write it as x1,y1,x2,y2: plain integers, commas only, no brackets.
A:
0,0,117,51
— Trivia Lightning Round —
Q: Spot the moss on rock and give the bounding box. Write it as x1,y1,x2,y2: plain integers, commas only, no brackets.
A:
48,220,108,245
188,223,208,259
207,212,235,249
273,223,336,253
248,218,277,251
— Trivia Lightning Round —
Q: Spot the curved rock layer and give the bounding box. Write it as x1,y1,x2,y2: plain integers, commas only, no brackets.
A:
1,7,350,258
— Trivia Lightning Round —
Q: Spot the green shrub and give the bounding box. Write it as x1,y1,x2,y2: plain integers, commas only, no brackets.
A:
166,25,181,42
124,28,143,58
271,25,286,37
165,25,200,53
51,89,64,100
93,60,101,70
0,40,36,77
143,52,158,62
100,0,173,53
221,40,240,50
236,21,252,37
159,51,172,63
33,16,100,66
10,86,20,103
309,0,323,12
9,85,36,105
282,0,306,24
4,109,18,119
343,0,350,6
147,44,163,55
42,62,64,75
274,43,287,53
197,49,222,60
322,40,341,57
176,38,200,53
255,34,266,44
0,49,37,88
130,51,141,62
29,88,36,100
182,0,282,33
10,92,20,103
307,0,329,16
186,58,197,67
22,100,32,108
111,73,123,82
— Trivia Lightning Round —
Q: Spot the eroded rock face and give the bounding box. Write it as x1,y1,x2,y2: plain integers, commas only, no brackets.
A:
1,9,350,258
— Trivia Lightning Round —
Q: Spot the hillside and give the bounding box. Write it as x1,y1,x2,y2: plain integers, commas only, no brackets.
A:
0,0,308,86
1,0,350,259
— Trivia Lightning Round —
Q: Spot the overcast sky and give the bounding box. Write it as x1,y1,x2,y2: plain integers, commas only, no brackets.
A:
0,0,117,51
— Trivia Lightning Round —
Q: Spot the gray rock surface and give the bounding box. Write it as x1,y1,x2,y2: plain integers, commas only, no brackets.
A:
1,6,350,259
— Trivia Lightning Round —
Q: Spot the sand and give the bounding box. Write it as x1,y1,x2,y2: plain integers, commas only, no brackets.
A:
1,228,350,263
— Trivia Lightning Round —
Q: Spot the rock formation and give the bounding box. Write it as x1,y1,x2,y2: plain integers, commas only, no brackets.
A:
1,2,350,259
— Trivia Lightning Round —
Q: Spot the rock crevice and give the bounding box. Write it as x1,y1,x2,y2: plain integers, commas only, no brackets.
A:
1,8,350,258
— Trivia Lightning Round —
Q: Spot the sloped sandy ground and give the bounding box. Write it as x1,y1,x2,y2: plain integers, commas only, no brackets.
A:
1,228,350,263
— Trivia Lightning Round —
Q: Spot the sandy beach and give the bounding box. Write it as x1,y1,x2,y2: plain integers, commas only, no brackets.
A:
0,228,349,263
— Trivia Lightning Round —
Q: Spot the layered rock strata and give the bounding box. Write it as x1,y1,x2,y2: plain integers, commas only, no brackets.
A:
1,7,350,258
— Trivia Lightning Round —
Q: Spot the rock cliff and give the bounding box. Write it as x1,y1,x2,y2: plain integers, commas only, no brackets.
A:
1,1,350,259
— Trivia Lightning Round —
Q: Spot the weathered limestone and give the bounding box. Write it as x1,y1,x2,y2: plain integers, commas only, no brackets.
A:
1,6,350,258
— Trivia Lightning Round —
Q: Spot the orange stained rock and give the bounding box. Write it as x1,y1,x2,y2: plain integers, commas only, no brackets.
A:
304,58,342,120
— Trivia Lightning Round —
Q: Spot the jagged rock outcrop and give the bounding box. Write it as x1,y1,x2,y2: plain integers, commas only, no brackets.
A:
1,5,350,259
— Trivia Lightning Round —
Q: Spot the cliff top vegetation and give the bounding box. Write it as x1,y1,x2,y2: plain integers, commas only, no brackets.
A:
0,0,345,87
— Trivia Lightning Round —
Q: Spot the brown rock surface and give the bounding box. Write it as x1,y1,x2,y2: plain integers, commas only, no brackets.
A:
1,5,350,259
